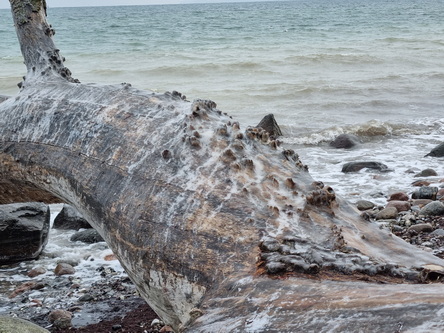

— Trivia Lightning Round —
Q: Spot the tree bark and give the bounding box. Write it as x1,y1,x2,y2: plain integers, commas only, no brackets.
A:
2,1,444,332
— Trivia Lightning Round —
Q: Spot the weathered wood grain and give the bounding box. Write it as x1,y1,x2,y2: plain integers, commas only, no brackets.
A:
2,1,444,332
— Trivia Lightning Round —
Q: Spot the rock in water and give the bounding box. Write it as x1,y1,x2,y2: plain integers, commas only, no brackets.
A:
425,142,444,157
70,229,104,243
330,134,360,149
0,202,50,264
341,161,390,173
53,204,92,230
0,316,49,333
414,168,438,177
2,2,444,332
255,114,283,138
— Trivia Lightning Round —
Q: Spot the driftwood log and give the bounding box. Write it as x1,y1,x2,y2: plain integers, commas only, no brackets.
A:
2,1,444,332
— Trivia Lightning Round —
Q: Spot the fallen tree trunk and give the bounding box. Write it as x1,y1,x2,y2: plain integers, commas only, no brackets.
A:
2,1,444,331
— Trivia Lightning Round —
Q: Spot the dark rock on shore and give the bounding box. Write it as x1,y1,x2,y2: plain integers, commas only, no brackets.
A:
342,161,390,173
425,142,444,157
411,186,438,200
330,134,360,149
53,205,92,230
0,202,50,264
255,114,283,139
70,229,104,244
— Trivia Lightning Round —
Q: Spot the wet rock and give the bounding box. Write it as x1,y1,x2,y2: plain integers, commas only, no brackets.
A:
27,266,46,278
356,200,375,211
430,229,444,237
48,309,72,329
375,207,398,220
414,168,438,177
78,293,94,302
53,204,91,230
425,142,444,157
419,201,444,216
411,199,433,208
330,134,360,149
70,229,104,244
55,263,75,276
0,316,49,333
386,200,411,212
411,180,431,187
411,186,438,200
0,202,50,264
388,192,409,202
9,281,45,298
408,223,433,233
160,325,175,332
255,114,282,139
341,161,390,173
437,188,444,200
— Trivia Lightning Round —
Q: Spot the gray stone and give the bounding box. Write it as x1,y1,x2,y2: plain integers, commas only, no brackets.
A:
375,207,398,220
425,142,444,157
414,168,438,177
0,202,50,264
53,204,91,230
430,229,444,237
54,263,75,276
356,200,375,211
255,114,283,139
386,200,410,212
330,134,360,149
411,199,433,208
408,223,433,233
0,316,49,333
342,161,390,173
70,229,104,244
411,187,438,200
419,201,444,216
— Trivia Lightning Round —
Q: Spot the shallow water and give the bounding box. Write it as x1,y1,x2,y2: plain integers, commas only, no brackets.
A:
0,205,130,324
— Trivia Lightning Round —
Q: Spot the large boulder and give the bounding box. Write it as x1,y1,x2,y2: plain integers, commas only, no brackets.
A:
53,204,91,230
0,202,50,264
425,142,444,157
0,316,49,333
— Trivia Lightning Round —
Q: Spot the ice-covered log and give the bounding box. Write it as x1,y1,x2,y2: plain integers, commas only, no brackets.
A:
2,1,444,332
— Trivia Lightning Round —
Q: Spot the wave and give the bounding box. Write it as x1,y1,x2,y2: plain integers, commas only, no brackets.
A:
282,119,444,146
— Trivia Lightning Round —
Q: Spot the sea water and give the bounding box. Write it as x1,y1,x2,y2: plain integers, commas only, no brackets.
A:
1,0,443,203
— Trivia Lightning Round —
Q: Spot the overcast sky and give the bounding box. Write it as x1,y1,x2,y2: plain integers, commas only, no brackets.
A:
0,0,239,9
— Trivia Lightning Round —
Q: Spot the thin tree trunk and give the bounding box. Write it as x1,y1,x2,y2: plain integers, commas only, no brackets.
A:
2,1,444,332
